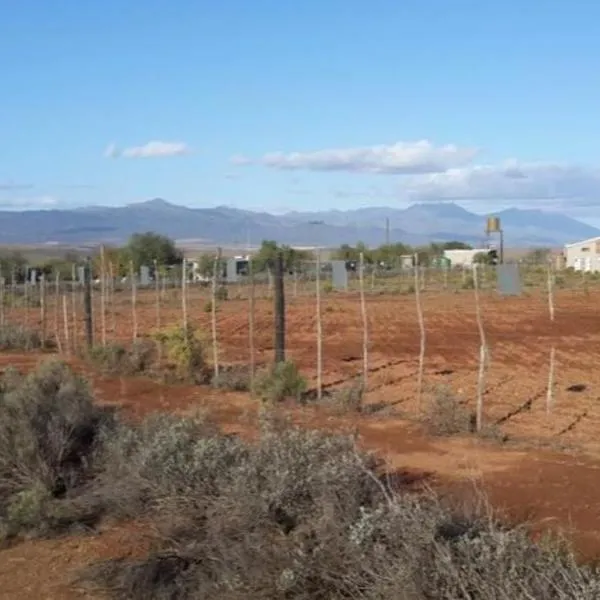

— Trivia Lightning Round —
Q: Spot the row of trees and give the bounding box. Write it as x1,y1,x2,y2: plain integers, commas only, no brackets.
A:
0,232,553,282
330,241,474,266
0,233,183,282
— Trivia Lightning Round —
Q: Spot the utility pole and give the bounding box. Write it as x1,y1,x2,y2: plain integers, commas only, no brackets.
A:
385,217,390,246
83,256,93,348
273,250,286,363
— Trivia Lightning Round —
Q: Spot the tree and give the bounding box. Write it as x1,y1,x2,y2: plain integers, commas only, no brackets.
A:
371,243,412,267
252,240,314,273
524,248,551,264
440,241,473,250
331,242,374,264
124,232,183,270
194,252,226,278
473,251,494,265
0,251,27,281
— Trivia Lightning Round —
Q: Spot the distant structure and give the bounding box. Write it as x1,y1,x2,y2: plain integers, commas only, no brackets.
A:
485,216,504,264
443,248,489,267
564,237,600,271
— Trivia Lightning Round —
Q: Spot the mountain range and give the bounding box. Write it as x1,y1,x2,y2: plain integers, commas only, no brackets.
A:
0,199,597,248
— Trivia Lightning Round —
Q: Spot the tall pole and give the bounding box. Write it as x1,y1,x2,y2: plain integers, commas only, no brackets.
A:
385,217,390,246
83,257,93,348
274,251,286,363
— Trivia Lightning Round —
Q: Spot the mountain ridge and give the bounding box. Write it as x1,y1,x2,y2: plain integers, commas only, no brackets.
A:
0,199,596,247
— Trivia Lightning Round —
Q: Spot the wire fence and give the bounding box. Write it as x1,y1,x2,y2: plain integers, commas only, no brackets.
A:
0,259,597,439
0,261,595,350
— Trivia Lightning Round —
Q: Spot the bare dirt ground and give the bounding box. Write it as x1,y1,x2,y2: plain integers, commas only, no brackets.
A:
3,285,600,597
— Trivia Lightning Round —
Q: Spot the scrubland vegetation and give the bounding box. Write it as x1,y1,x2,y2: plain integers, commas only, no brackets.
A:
0,358,598,599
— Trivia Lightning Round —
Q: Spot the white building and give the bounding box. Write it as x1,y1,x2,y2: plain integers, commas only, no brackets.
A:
564,237,600,271
443,248,489,267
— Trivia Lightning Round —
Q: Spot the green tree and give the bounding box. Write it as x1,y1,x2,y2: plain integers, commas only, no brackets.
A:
194,252,226,278
0,252,27,281
523,248,551,264
371,242,413,266
123,232,183,270
38,258,75,280
473,251,494,265
331,242,374,264
440,241,473,250
252,240,314,273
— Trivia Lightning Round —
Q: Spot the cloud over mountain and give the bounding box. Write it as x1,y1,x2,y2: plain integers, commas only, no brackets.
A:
233,140,479,174
402,161,600,208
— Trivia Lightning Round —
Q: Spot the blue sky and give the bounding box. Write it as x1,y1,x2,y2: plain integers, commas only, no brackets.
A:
2,1,600,223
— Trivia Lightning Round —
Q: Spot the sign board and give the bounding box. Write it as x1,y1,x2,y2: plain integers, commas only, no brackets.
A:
140,265,150,286
497,264,521,296
77,266,85,284
331,260,348,290
226,258,239,283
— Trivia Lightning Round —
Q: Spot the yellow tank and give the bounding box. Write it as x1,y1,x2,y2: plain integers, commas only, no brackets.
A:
486,216,501,233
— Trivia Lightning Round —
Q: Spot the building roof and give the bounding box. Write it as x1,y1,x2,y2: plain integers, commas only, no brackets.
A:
564,236,600,248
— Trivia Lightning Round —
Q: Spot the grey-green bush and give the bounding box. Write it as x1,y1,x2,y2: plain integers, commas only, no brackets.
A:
0,324,47,351
82,414,600,600
0,359,115,539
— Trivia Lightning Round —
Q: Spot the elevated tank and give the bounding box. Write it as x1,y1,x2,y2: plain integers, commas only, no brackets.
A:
486,216,501,234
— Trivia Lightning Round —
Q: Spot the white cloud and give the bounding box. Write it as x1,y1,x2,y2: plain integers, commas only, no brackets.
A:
105,140,191,159
232,140,478,174
403,161,600,208
0,196,58,209
0,181,33,191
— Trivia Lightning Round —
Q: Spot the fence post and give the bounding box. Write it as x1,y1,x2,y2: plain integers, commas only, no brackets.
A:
274,251,286,363
83,257,93,348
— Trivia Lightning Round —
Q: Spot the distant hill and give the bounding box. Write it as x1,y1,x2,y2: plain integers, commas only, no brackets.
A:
0,199,596,248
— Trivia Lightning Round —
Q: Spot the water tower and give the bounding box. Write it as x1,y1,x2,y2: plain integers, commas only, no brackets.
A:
485,216,504,264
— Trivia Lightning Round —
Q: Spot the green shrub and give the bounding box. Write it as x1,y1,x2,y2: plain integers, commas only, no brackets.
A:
152,325,208,383
88,343,129,374
251,360,307,402
461,275,475,289
322,281,334,293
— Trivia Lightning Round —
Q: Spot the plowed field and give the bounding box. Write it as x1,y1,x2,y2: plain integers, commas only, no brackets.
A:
3,285,600,598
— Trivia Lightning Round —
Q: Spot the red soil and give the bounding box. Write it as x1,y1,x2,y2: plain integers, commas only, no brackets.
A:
3,285,600,597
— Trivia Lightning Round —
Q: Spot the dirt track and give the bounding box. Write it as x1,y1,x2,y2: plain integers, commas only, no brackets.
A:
3,286,600,597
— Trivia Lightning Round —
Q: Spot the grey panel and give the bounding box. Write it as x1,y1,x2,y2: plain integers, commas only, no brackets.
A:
497,264,521,296
331,260,348,290
226,258,238,283
29,269,37,284
77,266,85,283
140,265,150,286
